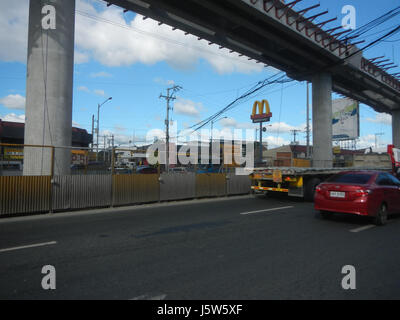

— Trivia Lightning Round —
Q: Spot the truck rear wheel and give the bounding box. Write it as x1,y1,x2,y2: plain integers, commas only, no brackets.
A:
304,178,321,202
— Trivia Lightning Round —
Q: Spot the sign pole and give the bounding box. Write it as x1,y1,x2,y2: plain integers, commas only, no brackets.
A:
259,122,263,165
251,100,272,167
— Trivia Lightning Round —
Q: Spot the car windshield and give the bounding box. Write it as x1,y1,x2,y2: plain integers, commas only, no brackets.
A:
326,173,373,184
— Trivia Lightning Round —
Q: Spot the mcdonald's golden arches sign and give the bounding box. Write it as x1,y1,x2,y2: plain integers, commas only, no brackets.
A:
251,99,272,123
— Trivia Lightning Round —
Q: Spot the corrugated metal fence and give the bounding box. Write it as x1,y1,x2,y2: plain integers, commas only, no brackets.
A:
113,174,159,206
160,173,196,201
52,175,112,211
195,173,226,198
0,173,250,216
0,176,51,215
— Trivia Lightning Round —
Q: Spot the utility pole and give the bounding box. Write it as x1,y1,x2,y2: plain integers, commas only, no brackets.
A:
96,97,112,161
160,85,182,173
306,82,310,158
111,134,114,164
103,135,107,163
291,129,301,144
91,114,95,152
260,123,263,164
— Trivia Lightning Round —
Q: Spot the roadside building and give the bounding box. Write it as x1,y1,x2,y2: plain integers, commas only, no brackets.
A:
0,120,92,169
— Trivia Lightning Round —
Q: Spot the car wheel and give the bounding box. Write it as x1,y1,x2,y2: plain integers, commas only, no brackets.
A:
374,204,388,226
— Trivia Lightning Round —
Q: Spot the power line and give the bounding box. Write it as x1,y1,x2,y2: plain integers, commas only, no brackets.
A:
338,5,400,41
382,38,400,43
188,73,290,132
167,73,293,142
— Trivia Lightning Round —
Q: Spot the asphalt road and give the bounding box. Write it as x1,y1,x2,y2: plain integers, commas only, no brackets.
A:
1,194,400,300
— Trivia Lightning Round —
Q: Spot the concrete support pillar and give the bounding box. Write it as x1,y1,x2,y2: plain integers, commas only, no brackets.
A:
24,0,75,176
312,73,333,168
392,110,400,148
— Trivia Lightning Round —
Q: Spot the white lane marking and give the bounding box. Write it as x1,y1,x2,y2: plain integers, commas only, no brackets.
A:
0,241,57,253
130,294,166,300
149,294,167,300
130,295,146,300
240,206,294,215
350,225,376,233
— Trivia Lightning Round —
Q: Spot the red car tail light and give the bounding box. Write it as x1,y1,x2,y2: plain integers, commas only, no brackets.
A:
354,189,371,197
316,186,324,194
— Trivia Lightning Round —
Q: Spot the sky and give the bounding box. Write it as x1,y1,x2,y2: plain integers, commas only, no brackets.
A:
0,0,399,150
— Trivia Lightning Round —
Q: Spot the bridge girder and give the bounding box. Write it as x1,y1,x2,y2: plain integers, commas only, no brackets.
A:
105,0,400,113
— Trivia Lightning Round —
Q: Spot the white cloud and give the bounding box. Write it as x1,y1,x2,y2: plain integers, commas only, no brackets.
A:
220,118,305,133
94,89,105,96
101,130,131,147
0,113,25,123
146,128,166,143
154,77,175,86
0,0,264,74
174,98,203,117
100,129,156,147
74,50,90,64
0,0,29,63
90,71,112,78
267,122,306,134
365,113,392,126
78,86,90,93
0,94,26,110
0,113,83,128
265,136,291,149
220,117,255,130
356,134,389,149
114,125,126,133
74,1,264,74
78,86,110,98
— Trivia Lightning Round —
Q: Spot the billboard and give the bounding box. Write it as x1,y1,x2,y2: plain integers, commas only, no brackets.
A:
3,147,24,160
71,149,88,165
332,98,359,140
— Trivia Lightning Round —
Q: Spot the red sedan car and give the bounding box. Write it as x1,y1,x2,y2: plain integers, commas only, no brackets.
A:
314,171,400,225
